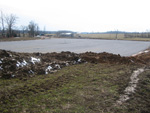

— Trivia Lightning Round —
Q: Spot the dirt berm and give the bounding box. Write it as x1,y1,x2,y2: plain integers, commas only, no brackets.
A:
0,49,149,79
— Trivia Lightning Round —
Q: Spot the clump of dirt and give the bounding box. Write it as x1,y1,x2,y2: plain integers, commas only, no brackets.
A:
0,50,84,78
0,49,148,79
80,52,144,64
134,49,150,65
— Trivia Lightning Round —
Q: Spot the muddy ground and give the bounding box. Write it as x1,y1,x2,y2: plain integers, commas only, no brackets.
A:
0,49,149,79
1,49,150,112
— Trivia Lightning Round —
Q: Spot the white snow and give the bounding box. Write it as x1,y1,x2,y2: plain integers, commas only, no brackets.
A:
78,58,81,62
45,66,53,74
22,60,28,66
31,57,40,64
28,70,34,74
144,50,149,53
0,60,2,70
16,60,28,67
55,64,61,69
11,74,15,78
0,66,3,70
66,62,69,66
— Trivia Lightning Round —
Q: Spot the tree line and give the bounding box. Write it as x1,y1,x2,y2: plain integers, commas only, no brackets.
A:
0,11,40,38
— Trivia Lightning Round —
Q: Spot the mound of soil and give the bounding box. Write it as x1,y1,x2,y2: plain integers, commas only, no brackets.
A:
0,49,148,78
134,49,150,65
80,52,145,64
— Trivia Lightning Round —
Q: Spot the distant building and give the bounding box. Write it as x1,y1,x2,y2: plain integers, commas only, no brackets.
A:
56,30,76,38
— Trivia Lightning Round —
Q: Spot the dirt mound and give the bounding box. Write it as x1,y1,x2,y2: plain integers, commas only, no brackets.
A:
80,52,144,64
134,49,150,65
0,49,147,79
0,50,84,78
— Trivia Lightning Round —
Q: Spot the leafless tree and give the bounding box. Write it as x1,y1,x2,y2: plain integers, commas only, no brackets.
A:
115,29,118,40
5,14,18,37
35,24,39,36
28,21,39,37
0,11,5,37
20,25,26,37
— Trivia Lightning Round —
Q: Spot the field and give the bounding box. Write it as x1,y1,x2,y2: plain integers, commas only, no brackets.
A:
0,37,40,42
1,33,150,42
78,33,150,41
0,49,150,112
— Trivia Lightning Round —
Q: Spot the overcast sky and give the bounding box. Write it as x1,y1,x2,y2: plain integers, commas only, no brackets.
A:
0,0,150,32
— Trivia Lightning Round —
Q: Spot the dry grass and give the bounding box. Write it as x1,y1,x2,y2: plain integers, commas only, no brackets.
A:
78,33,150,41
79,33,124,39
0,37,40,42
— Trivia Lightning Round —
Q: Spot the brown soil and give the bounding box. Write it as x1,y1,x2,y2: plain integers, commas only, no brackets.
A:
0,49,149,79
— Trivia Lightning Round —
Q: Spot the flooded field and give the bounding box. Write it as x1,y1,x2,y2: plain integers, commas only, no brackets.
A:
0,38,150,56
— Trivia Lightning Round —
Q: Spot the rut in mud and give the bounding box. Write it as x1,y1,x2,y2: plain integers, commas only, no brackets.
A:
116,68,144,105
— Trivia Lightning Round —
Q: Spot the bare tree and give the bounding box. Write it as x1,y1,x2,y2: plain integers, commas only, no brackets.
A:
115,29,118,40
35,24,39,36
20,25,26,37
0,11,5,37
28,21,40,37
28,21,37,37
5,14,18,37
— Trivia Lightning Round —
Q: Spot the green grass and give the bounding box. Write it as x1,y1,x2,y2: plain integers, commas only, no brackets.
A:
0,63,147,112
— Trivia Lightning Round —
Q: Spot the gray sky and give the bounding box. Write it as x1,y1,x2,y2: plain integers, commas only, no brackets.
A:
0,0,150,32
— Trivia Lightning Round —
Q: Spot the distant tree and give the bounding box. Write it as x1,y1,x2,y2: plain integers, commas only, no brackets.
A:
5,14,18,37
20,25,26,37
0,11,5,37
43,26,46,34
28,21,39,37
35,24,39,36
115,29,118,40
146,29,150,38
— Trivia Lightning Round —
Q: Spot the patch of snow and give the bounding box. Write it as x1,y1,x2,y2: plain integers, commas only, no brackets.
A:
66,62,69,66
130,59,134,63
73,61,76,64
29,70,34,74
16,60,28,67
0,66,3,70
16,61,21,67
144,50,149,53
45,66,53,74
0,60,2,64
55,64,61,69
9,54,12,57
22,60,28,66
116,68,144,105
11,74,15,78
78,58,81,62
31,57,40,64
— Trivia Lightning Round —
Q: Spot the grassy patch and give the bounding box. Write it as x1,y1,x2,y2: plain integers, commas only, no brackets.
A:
0,63,141,112
112,69,150,113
